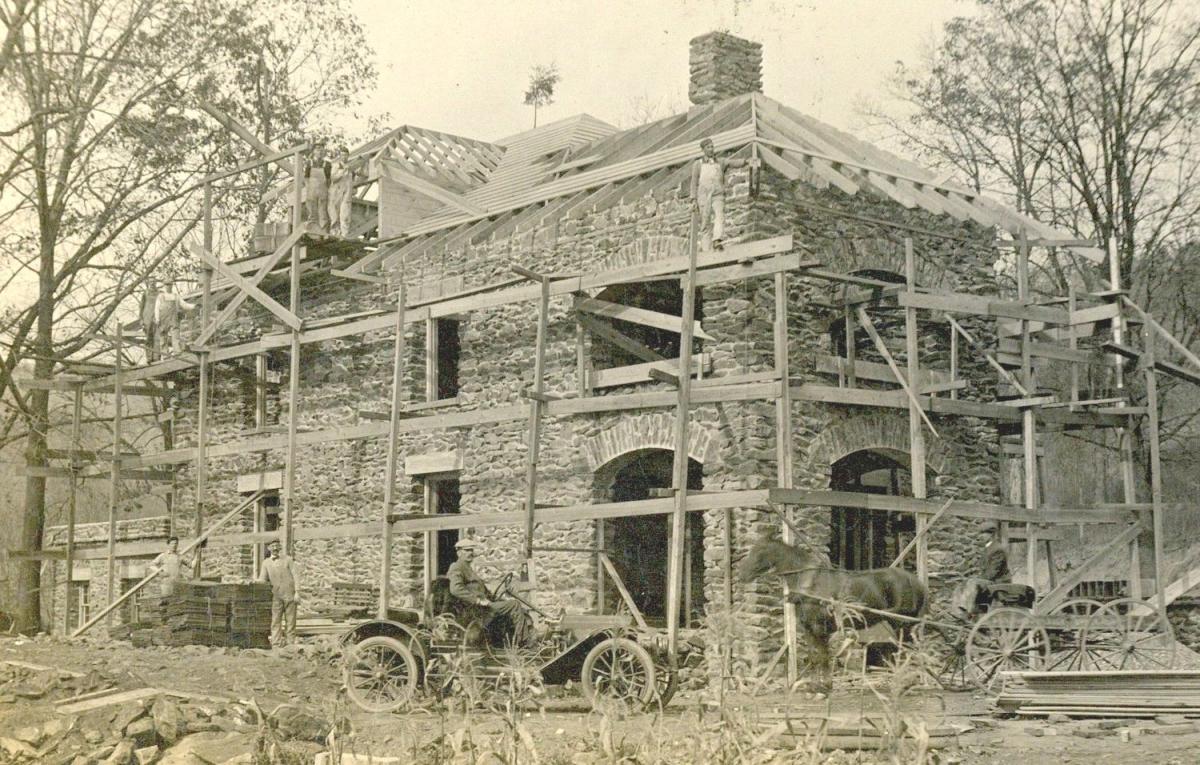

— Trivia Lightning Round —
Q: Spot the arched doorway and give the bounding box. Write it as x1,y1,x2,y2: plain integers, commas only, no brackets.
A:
597,449,704,626
830,449,924,571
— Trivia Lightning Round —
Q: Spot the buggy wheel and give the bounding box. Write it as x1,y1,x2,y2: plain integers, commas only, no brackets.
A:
652,661,678,709
1044,598,1104,671
1081,597,1176,670
344,635,421,713
581,637,657,711
910,615,971,691
965,607,1051,692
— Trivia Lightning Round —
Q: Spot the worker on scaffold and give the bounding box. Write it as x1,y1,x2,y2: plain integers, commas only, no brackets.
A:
689,137,759,251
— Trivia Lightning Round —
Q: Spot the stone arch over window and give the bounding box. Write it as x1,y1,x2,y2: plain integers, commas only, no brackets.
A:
594,235,689,273
806,414,948,477
825,238,948,290
582,412,717,472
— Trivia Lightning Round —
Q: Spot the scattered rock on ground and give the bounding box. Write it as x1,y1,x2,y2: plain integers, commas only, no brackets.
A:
269,703,332,742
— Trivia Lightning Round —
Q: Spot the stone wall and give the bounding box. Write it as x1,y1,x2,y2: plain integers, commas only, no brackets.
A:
45,136,1004,667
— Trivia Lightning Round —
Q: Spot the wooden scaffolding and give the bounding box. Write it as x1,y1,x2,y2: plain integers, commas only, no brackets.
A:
21,112,1200,686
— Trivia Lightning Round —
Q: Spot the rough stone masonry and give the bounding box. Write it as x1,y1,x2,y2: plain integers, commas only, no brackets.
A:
47,32,1003,672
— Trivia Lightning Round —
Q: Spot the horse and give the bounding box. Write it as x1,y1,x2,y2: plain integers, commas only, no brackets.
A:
738,537,927,687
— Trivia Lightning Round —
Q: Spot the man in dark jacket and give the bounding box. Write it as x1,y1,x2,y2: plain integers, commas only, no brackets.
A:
446,538,530,645
981,522,1011,583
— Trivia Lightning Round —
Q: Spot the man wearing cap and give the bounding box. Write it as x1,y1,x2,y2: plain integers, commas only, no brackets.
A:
446,538,531,645
980,522,1011,583
689,137,760,251
260,541,298,647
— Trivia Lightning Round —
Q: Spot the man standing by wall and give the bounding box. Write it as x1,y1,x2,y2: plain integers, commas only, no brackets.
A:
260,541,298,647
304,145,331,234
689,137,758,251
327,147,355,238
152,535,190,598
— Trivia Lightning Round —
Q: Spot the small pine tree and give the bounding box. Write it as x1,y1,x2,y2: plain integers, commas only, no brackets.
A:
523,64,560,128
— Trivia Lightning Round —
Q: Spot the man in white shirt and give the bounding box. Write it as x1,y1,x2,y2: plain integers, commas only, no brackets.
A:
152,535,191,598
689,137,759,251
155,284,197,355
259,541,298,647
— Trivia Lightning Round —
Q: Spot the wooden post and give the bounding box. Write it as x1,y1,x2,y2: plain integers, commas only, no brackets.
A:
1143,327,1166,610
194,350,209,579
192,184,214,578
774,268,798,684
64,384,82,633
665,210,699,656
904,240,929,583
106,326,123,622
423,481,434,600
1067,288,1079,407
949,318,958,401
283,150,303,556
522,272,550,567
1017,231,1038,587
379,284,407,618
843,292,857,388
1110,237,1141,598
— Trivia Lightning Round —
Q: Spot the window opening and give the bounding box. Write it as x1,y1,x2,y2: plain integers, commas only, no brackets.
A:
428,318,460,401
829,450,918,571
426,476,461,576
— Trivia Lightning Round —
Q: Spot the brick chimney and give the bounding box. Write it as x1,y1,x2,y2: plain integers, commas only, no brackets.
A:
688,31,763,106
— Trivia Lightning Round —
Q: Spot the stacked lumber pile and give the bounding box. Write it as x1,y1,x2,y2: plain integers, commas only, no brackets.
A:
130,581,272,648
688,32,762,106
220,582,272,648
756,713,966,751
998,670,1200,717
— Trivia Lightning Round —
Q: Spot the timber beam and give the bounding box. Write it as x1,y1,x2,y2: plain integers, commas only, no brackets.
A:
768,488,1135,526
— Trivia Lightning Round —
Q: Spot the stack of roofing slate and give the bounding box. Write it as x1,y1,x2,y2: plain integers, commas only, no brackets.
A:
688,32,763,106
221,582,272,649
998,670,1200,717
156,581,273,648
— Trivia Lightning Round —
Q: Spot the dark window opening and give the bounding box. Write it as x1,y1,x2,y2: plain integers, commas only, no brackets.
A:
604,450,704,626
589,282,703,372
429,477,461,576
829,450,918,571
263,493,281,532
67,582,90,632
431,318,460,401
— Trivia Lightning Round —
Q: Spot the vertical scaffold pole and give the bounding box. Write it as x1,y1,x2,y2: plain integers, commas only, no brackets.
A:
1143,327,1165,609
1110,237,1141,598
106,326,124,623
65,384,82,633
195,182,213,577
379,281,406,618
904,240,929,583
774,267,798,684
521,270,550,568
283,150,304,555
666,210,699,657
1017,231,1038,586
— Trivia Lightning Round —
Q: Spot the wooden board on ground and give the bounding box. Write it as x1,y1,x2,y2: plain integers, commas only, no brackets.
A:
56,686,235,714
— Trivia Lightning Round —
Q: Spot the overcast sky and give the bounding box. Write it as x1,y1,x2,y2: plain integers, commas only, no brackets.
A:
349,0,969,142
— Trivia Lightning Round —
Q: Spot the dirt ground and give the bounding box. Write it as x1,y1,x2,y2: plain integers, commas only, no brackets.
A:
2,634,1199,764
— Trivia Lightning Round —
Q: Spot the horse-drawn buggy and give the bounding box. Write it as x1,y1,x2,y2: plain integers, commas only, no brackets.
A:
927,580,1177,690
341,570,690,713
738,536,1177,692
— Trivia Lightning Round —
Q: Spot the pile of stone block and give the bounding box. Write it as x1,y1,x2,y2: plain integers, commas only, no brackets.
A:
688,32,763,106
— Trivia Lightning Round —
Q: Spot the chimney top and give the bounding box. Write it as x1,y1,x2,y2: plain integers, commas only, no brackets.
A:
688,31,763,106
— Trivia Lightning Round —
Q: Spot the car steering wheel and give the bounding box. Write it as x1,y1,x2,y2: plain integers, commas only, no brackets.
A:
490,572,514,601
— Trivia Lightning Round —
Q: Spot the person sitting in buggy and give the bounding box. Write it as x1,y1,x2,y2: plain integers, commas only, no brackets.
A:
445,538,534,646
952,522,1034,618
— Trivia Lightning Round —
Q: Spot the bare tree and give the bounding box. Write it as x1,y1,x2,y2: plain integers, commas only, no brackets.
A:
524,63,560,128
0,0,378,632
862,0,1200,489
863,0,1200,294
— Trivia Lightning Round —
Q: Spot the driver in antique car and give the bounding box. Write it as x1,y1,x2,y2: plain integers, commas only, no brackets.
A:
446,538,533,645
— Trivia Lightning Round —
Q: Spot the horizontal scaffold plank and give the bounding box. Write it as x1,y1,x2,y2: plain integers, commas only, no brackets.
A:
768,489,1136,525
108,376,1126,470
40,489,774,557
84,235,795,391
896,291,1071,324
